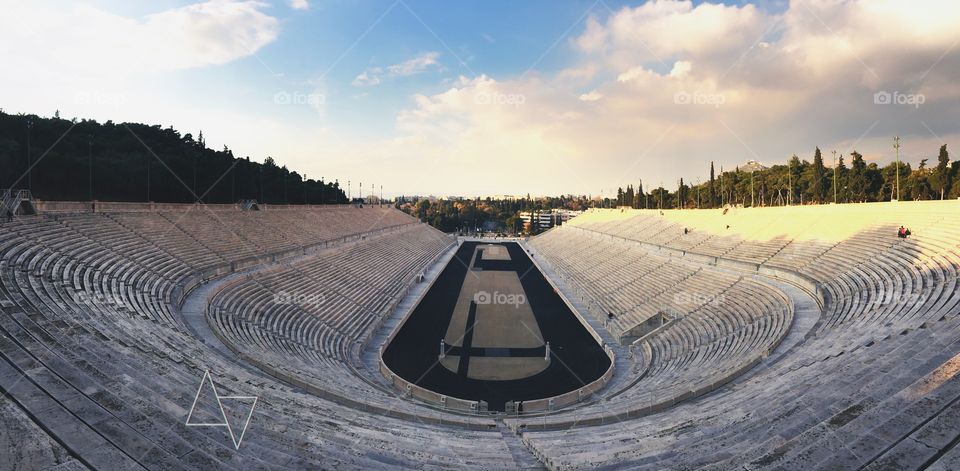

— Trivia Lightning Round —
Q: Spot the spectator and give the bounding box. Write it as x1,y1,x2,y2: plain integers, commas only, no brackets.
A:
897,226,911,239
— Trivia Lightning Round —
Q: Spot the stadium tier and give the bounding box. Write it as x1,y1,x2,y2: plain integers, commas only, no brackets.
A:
1,201,959,470
511,201,960,469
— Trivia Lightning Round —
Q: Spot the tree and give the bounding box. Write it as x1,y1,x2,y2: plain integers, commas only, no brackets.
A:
788,155,802,204
808,147,827,203
835,155,849,203
709,161,717,208
933,144,950,199
677,178,687,208
848,151,867,202
907,159,932,200
950,161,960,199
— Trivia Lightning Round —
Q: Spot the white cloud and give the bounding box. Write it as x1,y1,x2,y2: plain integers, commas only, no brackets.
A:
0,1,278,79
669,61,692,78
579,90,603,102
352,52,442,87
289,0,309,10
387,52,441,75
351,71,382,87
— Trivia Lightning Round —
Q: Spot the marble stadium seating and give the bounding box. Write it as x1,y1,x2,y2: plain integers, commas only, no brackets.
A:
1,200,959,470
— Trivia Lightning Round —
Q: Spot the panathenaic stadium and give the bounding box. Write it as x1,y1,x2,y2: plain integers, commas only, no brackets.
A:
2,199,959,470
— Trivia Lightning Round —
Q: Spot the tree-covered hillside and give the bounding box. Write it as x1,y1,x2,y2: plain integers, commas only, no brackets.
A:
0,111,346,205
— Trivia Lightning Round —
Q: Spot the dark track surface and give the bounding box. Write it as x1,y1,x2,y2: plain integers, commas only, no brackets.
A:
382,241,610,411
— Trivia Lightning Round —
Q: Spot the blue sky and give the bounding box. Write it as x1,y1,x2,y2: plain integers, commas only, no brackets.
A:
1,0,956,197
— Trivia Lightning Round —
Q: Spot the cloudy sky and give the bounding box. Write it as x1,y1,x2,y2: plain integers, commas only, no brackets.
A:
1,0,958,197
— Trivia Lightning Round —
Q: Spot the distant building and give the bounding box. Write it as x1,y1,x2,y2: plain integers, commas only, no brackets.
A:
519,209,583,232
741,160,768,172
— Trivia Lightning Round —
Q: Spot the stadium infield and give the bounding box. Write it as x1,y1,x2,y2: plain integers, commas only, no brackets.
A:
382,241,611,411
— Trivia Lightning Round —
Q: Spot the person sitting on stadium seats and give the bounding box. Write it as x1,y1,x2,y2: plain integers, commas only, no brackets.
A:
897,226,912,238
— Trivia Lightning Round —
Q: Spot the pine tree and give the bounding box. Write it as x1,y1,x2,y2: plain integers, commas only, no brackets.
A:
709,162,716,208
934,144,950,199
788,155,801,204
677,178,685,208
836,155,848,203
848,151,867,202
810,147,826,203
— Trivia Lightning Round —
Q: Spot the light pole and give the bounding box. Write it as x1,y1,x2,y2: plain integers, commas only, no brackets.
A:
893,136,901,201
832,149,837,204
750,170,755,207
